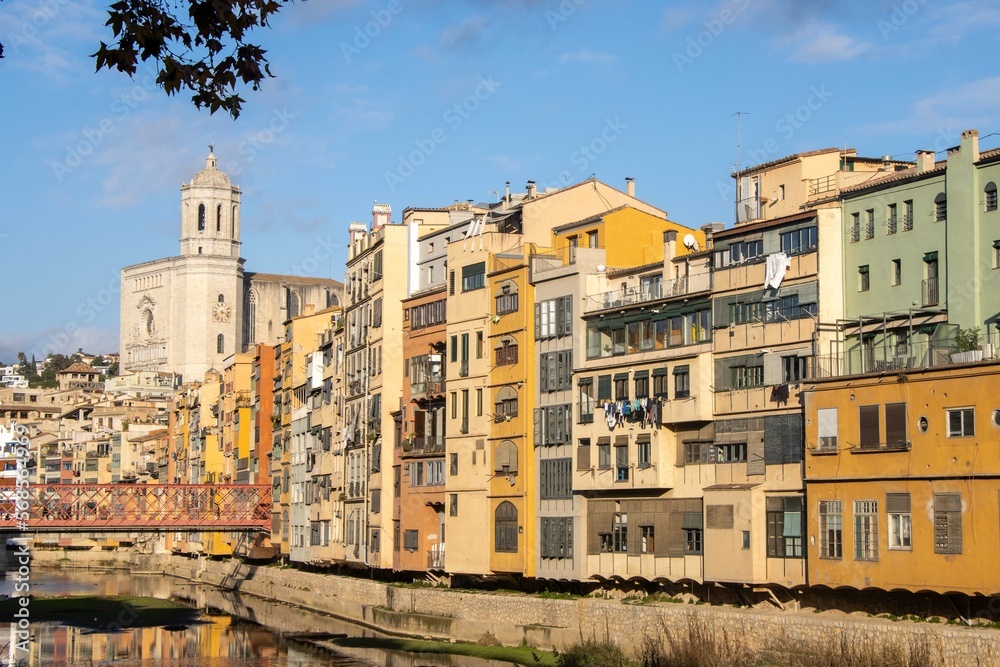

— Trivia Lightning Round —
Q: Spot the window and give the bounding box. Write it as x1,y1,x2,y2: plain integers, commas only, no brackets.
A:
495,501,518,553
197,203,206,231
731,364,763,389
540,458,572,499
947,408,974,437
449,493,458,516
449,453,458,476
683,513,703,554
613,374,629,401
597,375,612,401
987,182,998,211
476,331,484,359
615,439,629,481
494,440,518,476
885,402,907,449
634,372,649,399
535,296,572,339
640,525,655,554
577,438,591,470
612,513,627,552
462,262,486,291
782,356,808,383
864,209,875,239
370,489,381,514
858,265,870,292
850,213,860,242
540,351,573,391
854,500,879,561
449,270,455,295
217,334,224,354
891,259,901,286
426,460,444,486
780,226,818,255
934,493,962,554
597,438,611,469
578,379,594,424
674,366,690,398
817,408,838,452
636,435,651,468
887,493,911,551
859,405,880,450
887,203,898,234
818,500,843,559
496,282,519,314
729,239,763,264
713,442,747,463
588,231,598,248
403,530,418,551
652,368,669,398
409,461,424,486
934,192,947,222
495,386,518,419
540,517,574,559
495,337,518,366
476,388,483,417
766,496,803,558
995,241,1000,269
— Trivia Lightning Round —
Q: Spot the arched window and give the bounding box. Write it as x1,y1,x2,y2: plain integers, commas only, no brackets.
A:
197,204,206,231
217,334,224,354
495,280,519,315
218,294,225,303
494,335,518,366
327,291,339,308
245,289,258,344
495,387,518,419
494,440,518,475
934,192,947,222
495,501,518,553
216,204,223,232
986,182,997,212
287,290,301,318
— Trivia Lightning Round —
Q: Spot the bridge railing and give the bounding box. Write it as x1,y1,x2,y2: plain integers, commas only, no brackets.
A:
0,484,272,531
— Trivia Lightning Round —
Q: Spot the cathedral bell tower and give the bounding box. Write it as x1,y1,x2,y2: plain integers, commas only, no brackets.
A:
179,148,242,257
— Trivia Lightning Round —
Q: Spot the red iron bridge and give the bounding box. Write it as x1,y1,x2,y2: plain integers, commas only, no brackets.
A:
0,484,271,532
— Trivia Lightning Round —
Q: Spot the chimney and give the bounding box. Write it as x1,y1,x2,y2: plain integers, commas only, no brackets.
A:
526,180,536,199
372,202,391,230
961,129,980,162
880,155,893,171
701,222,725,251
663,230,677,263
503,181,510,211
348,221,367,245
915,150,936,173
625,177,635,197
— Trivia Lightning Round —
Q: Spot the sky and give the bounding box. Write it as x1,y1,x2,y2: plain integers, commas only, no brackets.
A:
1,0,999,364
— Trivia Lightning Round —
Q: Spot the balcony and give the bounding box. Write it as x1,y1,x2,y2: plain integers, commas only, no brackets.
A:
427,548,445,570
854,440,911,454
410,377,445,400
812,332,1000,379
405,436,445,456
886,216,897,235
459,361,469,378
586,273,710,313
922,278,939,307
902,213,913,232
808,174,836,196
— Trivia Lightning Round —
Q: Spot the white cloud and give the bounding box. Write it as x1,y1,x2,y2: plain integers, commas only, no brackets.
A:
856,76,1000,137
777,20,871,63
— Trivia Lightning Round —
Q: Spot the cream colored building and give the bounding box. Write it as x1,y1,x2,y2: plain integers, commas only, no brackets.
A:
120,151,342,383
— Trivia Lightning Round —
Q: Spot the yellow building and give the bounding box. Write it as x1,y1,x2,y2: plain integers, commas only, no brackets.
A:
803,361,1000,595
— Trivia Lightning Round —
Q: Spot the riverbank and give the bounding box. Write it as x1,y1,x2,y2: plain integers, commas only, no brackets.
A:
33,550,1000,666
0,595,199,629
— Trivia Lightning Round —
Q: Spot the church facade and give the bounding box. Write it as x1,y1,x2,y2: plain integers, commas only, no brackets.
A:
120,151,342,382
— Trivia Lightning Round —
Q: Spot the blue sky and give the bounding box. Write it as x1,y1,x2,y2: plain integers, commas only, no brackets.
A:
1,0,999,363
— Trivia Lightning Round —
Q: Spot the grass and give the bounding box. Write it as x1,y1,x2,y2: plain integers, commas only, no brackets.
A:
332,636,558,666
0,595,200,630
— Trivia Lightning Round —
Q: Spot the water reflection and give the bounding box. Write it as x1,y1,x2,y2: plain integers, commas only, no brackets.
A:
17,571,511,667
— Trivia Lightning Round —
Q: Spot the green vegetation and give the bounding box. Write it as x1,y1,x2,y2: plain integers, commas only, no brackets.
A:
557,638,633,667
955,326,983,352
0,595,199,629
332,636,558,666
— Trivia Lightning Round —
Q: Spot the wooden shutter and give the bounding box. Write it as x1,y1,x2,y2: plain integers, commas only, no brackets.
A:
533,409,543,446
587,500,614,554
886,493,910,514
763,353,782,386
783,413,804,463
539,354,548,391
577,441,591,470
885,403,907,448
534,303,541,339
934,493,962,554
763,415,784,464
449,270,455,295
562,296,573,336
664,502,686,557
706,504,735,529
859,405,881,449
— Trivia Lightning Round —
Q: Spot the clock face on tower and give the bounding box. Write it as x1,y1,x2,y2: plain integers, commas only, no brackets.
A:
213,301,232,323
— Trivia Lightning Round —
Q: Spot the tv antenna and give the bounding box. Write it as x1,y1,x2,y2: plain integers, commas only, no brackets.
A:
733,111,750,224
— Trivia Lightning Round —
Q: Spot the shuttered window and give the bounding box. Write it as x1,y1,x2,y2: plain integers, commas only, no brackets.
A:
577,438,591,470
706,504,734,529
540,458,572,499
763,413,804,464
817,408,838,452
887,493,911,550
934,493,962,554
854,500,879,561
766,496,803,558
859,405,881,450
495,501,518,553
885,403,907,448
540,517,573,559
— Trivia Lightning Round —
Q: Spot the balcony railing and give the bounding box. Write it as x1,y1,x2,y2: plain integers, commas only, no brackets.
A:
808,174,836,196
410,377,445,399
407,436,445,456
902,212,913,232
586,273,710,313
459,361,469,378
886,216,897,235
427,548,445,570
811,334,1000,379
922,278,939,307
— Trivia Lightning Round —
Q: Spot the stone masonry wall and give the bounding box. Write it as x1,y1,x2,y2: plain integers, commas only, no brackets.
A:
33,551,1000,666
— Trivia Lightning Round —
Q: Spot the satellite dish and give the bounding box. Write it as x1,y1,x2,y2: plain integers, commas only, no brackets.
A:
682,234,699,251
596,264,606,273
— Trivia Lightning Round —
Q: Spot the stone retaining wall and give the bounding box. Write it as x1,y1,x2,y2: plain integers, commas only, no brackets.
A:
33,551,1000,666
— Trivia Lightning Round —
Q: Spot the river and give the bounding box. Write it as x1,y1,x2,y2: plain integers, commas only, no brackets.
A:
2,569,507,667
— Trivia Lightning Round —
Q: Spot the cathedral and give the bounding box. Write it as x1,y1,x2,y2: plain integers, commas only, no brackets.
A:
120,150,343,382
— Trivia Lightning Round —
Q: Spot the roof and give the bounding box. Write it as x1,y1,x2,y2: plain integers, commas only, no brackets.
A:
187,152,233,189
551,205,630,233
58,362,99,375
704,483,760,491
712,210,817,241
246,272,343,288
841,147,1000,196
730,147,842,178
606,260,663,278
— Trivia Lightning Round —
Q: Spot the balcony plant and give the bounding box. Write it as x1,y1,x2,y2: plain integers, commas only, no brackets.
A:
952,327,984,363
